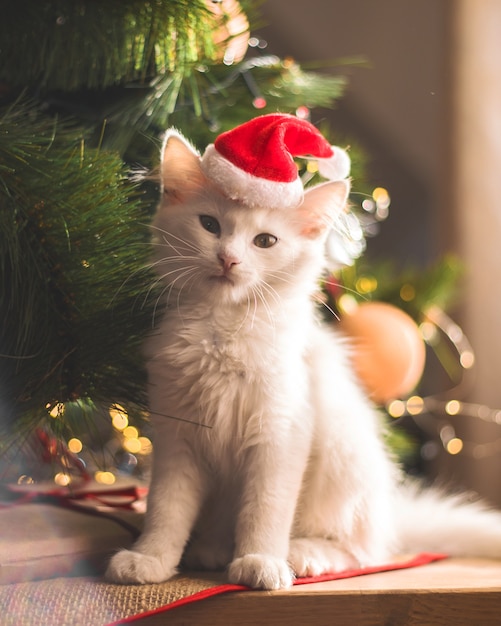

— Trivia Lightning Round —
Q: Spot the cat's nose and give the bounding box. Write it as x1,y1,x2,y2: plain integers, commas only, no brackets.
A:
218,252,241,273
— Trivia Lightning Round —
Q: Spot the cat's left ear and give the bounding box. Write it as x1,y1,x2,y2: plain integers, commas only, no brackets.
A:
296,180,350,239
160,129,208,203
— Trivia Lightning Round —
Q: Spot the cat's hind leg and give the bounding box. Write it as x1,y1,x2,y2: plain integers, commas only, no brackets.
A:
182,494,236,571
288,537,359,577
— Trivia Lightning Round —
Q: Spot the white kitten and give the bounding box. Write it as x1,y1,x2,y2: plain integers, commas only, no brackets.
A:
106,130,501,590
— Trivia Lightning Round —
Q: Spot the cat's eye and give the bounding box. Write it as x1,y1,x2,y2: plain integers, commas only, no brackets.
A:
253,233,278,249
199,215,221,236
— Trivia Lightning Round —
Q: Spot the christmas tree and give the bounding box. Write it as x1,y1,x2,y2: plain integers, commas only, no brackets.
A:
0,0,351,483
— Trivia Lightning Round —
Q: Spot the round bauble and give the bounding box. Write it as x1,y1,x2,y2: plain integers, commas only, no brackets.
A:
338,301,426,404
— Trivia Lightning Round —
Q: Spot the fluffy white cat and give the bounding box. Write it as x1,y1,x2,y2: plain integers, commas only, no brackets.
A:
106,129,501,590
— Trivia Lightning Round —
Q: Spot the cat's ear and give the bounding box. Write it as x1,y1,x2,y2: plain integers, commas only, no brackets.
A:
296,180,350,239
160,130,207,202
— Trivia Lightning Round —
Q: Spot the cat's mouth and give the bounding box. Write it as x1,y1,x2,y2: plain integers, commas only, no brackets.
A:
210,274,235,285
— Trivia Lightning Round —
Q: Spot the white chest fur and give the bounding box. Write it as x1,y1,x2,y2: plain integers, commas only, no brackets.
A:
146,303,312,447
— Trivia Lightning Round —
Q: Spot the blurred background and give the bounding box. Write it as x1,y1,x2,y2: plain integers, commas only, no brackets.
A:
259,0,501,504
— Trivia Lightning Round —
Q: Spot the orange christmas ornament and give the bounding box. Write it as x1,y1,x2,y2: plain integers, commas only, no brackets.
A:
338,301,426,404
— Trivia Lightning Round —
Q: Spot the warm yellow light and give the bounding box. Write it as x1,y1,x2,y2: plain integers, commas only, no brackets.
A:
337,294,358,315
138,436,153,455
123,438,142,454
17,475,34,485
445,400,462,416
406,396,424,415
419,321,438,344
49,403,65,418
54,472,71,486
387,400,406,418
110,404,129,430
95,471,116,485
372,187,390,203
399,283,416,302
372,187,390,219
446,437,463,455
355,276,378,294
68,438,83,454
123,426,139,440
60,455,71,468
460,351,475,369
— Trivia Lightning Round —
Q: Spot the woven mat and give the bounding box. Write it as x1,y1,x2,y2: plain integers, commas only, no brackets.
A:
0,570,230,626
0,554,446,626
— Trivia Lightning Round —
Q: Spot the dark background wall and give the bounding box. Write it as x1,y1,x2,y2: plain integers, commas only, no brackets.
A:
258,0,449,266
259,1,501,507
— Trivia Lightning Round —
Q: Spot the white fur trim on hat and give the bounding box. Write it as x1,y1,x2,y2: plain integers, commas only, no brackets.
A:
201,144,304,210
318,146,351,181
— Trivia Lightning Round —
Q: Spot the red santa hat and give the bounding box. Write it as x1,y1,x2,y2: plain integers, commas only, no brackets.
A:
200,113,350,210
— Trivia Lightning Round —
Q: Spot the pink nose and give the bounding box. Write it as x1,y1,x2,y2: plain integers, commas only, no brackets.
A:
218,253,240,273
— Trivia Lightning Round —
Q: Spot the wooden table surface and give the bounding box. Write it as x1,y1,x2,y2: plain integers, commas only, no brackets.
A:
145,558,501,626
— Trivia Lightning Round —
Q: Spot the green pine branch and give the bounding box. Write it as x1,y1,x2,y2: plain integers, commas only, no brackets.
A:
0,0,224,92
0,100,157,438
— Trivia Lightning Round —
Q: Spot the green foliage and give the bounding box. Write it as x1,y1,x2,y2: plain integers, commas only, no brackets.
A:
165,58,347,151
337,255,462,321
0,100,157,436
0,0,221,91
46,57,348,163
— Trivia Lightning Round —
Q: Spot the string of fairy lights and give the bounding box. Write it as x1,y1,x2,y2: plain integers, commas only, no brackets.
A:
42,403,153,487
385,305,501,460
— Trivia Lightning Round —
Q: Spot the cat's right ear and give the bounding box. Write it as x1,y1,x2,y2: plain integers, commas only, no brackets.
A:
160,130,207,203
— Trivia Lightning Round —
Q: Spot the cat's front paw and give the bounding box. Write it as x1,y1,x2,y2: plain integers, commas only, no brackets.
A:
105,549,176,584
228,554,294,590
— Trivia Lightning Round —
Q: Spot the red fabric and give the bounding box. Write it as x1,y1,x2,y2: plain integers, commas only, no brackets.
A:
2,483,147,540
3,482,147,511
214,113,334,182
107,552,447,625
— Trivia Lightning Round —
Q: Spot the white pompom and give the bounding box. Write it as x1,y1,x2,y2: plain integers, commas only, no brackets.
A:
318,146,351,181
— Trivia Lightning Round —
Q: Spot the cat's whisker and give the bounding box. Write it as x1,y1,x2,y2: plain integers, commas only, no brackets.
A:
142,275,164,313
325,276,369,301
235,291,255,333
149,224,202,255
150,283,170,327
249,287,262,329
110,261,155,309
313,294,340,322
150,242,199,256
150,255,201,271
252,284,277,332
250,289,259,329
163,266,199,306
267,269,295,286
259,280,283,311
174,269,201,318
150,266,198,324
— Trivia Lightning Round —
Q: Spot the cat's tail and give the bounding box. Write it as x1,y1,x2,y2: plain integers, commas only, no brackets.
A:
394,481,501,558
